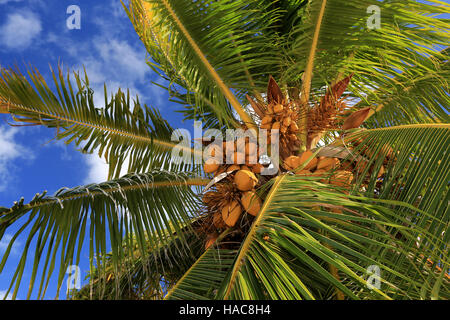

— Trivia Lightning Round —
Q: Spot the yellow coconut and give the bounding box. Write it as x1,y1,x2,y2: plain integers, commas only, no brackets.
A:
273,104,284,114
234,170,258,191
241,191,262,216
221,200,242,227
330,170,354,187
203,158,220,173
298,150,318,170
227,164,241,173
284,155,301,170
317,157,340,171
261,115,273,125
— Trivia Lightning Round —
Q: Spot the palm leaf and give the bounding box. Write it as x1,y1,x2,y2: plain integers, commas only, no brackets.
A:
0,170,208,299
285,0,449,125
216,175,448,300
0,66,200,179
71,227,206,300
125,0,286,130
165,244,238,300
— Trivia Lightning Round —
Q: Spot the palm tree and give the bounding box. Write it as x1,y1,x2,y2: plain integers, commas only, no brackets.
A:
0,0,448,300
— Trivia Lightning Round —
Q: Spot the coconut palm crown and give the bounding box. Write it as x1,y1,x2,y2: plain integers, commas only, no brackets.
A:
0,0,449,300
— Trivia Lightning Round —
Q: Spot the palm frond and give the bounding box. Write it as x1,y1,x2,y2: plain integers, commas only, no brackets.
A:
125,0,284,129
165,241,237,300
0,170,207,299
216,175,448,300
285,0,449,125
364,48,449,126
0,66,200,179
71,227,205,300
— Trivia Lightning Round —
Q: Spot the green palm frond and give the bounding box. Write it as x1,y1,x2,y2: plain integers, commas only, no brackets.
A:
0,66,199,179
165,245,238,300
0,170,208,299
125,0,284,129
363,48,449,126
71,227,205,300
217,175,449,300
285,0,449,125
341,124,449,213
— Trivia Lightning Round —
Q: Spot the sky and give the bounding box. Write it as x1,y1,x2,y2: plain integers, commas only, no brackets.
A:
0,0,192,300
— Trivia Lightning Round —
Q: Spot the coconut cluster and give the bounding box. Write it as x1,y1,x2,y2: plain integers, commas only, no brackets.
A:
283,148,388,191
199,75,391,251
202,170,263,249
284,150,354,188
201,136,267,249
202,136,265,176
259,101,301,159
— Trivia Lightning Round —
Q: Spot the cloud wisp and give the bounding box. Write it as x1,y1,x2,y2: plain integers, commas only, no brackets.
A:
0,125,34,192
0,10,42,50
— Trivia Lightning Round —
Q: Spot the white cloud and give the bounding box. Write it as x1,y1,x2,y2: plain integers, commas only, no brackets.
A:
0,233,21,256
0,290,13,300
83,151,130,184
83,153,109,184
0,126,33,192
0,10,42,50
0,0,23,4
94,38,149,83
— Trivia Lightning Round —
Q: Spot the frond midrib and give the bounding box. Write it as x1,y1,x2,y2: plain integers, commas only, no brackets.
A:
223,174,287,299
0,178,209,216
0,99,198,155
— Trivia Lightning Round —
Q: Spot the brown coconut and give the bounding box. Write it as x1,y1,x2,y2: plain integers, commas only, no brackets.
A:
284,155,301,170
311,169,329,183
261,115,272,125
221,200,242,227
274,104,284,114
298,150,318,170
203,158,220,173
317,157,340,171
272,122,281,130
252,163,264,174
330,170,354,187
241,191,262,216
230,151,245,164
227,164,241,173
296,170,311,176
213,211,226,228
234,170,258,191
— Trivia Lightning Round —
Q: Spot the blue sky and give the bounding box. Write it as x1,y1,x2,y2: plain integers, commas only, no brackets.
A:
0,0,191,299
